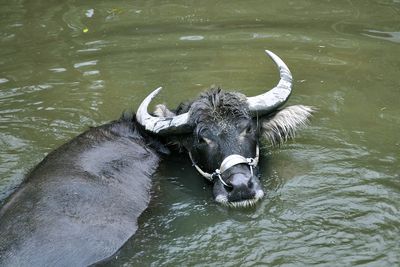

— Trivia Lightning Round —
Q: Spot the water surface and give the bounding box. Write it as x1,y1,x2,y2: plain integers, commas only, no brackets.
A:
0,0,399,266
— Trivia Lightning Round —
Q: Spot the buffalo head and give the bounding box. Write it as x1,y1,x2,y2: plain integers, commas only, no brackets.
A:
136,50,314,207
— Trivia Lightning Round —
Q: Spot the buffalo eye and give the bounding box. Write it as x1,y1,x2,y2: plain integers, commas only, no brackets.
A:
245,125,253,134
199,136,213,145
240,124,253,137
197,128,214,146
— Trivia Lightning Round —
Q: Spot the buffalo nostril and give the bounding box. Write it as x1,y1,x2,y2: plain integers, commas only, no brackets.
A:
224,182,234,192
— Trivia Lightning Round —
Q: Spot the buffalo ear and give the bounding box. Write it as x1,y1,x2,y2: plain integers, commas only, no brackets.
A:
153,104,176,117
259,105,315,146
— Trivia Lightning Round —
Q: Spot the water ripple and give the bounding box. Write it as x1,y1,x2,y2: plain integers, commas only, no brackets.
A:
362,29,400,43
179,35,204,41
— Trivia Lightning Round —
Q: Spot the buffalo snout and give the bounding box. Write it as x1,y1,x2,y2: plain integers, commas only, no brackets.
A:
227,173,256,202
214,165,264,207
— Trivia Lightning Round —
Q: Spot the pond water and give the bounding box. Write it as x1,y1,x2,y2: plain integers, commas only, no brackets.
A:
1,0,399,266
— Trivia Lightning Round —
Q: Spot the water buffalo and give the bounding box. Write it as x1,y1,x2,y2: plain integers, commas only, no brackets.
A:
0,50,313,266
136,50,314,207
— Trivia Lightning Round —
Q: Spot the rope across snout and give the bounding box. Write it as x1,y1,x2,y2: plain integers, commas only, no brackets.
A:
188,146,259,187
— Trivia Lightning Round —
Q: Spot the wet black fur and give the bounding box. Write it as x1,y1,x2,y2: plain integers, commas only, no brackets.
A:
171,88,252,142
0,113,166,267
177,88,250,121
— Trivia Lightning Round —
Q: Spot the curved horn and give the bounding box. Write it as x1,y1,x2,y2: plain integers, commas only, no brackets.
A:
247,50,292,115
136,87,191,135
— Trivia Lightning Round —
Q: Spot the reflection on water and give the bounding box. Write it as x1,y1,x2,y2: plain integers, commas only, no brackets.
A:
1,0,399,266
363,29,400,43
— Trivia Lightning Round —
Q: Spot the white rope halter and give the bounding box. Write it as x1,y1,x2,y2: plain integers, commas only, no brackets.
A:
188,145,260,187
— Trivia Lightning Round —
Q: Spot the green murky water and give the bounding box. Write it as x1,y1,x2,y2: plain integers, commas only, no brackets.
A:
1,0,399,266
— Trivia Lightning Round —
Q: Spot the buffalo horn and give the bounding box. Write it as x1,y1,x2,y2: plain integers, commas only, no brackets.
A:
247,50,293,115
136,87,191,134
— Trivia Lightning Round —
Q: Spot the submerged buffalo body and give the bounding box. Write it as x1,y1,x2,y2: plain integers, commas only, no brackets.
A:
0,50,313,266
0,115,165,266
